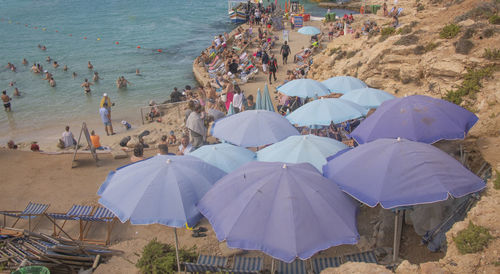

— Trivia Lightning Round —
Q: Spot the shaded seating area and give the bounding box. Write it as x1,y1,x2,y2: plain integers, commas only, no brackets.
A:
0,202,50,231
311,256,342,273
275,259,306,274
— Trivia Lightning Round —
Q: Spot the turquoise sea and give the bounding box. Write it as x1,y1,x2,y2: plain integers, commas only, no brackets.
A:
0,0,350,144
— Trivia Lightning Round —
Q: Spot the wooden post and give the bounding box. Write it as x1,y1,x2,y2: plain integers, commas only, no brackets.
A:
174,228,181,274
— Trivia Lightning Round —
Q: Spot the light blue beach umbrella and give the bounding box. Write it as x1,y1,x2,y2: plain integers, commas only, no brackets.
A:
298,26,321,35
207,108,226,121
322,76,368,94
286,98,368,126
262,83,275,112
277,79,331,98
191,143,256,173
340,88,396,109
212,110,299,147
98,155,227,272
256,88,263,110
257,134,348,172
227,102,235,116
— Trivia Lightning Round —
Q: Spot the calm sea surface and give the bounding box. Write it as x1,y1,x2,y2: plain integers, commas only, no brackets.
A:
0,0,350,144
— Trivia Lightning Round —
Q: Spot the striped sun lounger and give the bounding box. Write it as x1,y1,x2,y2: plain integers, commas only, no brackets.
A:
229,256,263,274
343,251,377,264
184,262,221,273
46,204,94,237
78,207,116,245
0,201,50,231
275,259,307,274
312,257,342,273
183,255,228,273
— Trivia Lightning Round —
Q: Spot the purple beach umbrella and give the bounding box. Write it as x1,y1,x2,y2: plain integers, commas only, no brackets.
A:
198,161,359,263
323,138,486,209
350,95,478,144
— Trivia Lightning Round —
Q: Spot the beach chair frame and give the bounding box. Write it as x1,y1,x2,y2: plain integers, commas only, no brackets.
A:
1,202,50,232
78,207,116,245
183,254,228,273
230,256,263,274
45,204,95,237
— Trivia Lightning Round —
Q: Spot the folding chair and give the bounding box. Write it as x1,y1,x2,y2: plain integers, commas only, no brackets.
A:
230,256,263,274
78,207,116,245
343,250,377,264
45,205,94,237
0,202,50,231
183,255,228,273
275,259,307,274
311,256,342,273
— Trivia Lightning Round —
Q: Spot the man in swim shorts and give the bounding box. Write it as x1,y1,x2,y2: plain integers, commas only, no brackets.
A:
2,90,12,112
99,102,114,136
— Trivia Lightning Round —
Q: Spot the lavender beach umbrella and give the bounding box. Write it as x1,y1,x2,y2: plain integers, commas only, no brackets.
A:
212,110,299,147
350,95,479,144
323,138,486,209
198,162,359,263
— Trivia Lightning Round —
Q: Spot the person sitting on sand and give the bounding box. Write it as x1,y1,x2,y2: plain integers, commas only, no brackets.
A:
159,135,168,146
60,126,76,148
8,140,18,149
88,61,93,69
121,120,132,130
90,130,104,150
168,131,177,145
81,78,92,93
157,144,169,155
131,144,144,162
177,135,193,155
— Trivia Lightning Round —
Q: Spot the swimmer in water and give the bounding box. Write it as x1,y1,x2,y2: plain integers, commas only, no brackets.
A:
81,78,92,93
72,72,77,79
41,45,47,50
88,61,93,70
93,71,101,82
13,88,20,96
46,56,51,63
43,71,52,80
49,77,56,87
63,65,68,71
22,58,28,65
53,61,59,68
136,68,141,75
9,81,15,87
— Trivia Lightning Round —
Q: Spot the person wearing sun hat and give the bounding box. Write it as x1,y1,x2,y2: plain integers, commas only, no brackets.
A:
99,93,114,118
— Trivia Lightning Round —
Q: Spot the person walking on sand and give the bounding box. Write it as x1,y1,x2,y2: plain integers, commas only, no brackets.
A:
268,54,278,84
280,41,290,65
99,102,115,136
81,78,92,93
2,90,12,112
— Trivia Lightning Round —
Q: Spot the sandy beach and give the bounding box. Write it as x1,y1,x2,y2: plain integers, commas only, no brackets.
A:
2,0,500,273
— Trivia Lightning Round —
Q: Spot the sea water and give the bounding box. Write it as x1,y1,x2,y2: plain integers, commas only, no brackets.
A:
0,0,351,144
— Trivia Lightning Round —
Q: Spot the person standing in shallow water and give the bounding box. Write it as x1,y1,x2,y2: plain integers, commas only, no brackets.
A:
81,78,92,94
88,61,93,70
2,90,12,112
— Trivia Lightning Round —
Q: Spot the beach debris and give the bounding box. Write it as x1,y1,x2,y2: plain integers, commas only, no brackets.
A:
0,227,123,272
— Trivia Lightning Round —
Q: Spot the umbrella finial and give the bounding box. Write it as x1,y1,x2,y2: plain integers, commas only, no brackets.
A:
166,159,172,164
397,137,401,142
282,164,287,169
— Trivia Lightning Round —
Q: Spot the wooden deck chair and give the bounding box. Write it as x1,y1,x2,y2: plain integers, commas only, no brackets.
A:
343,250,378,264
183,254,228,273
0,202,50,231
275,259,307,274
78,207,116,245
230,256,263,274
311,256,342,273
45,205,94,237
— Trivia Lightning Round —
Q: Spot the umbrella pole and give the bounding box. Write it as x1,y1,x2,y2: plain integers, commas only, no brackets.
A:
392,209,404,262
271,258,275,274
174,228,181,273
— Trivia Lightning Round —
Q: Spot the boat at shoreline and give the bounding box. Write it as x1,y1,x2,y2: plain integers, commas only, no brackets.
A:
228,0,248,23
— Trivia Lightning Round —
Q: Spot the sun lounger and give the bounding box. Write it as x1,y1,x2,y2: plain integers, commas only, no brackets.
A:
1,202,50,231
78,207,116,245
396,8,403,16
311,256,342,273
343,250,377,264
184,254,228,273
229,256,263,274
275,259,307,274
45,205,94,237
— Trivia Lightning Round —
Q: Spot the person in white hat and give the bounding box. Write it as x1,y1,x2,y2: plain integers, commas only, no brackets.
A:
99,93,114,119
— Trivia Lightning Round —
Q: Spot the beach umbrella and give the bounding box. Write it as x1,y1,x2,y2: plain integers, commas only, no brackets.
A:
286,98,368,126
207,108,225,121
262,83,275,112
323,138,485,261
98,155,226,272
323,138,486,209
198,161,359,263
257,134,348,172
227,102,235,116
297,26,321,35
340,87,396,109
321,76,368,94
349,95,479,144
256,88,263,110
212,110,299,147
277,79,331,98
191,143,256,173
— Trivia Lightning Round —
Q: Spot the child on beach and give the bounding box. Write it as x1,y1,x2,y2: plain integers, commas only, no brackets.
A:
121,120,132,130
168,131,177,145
